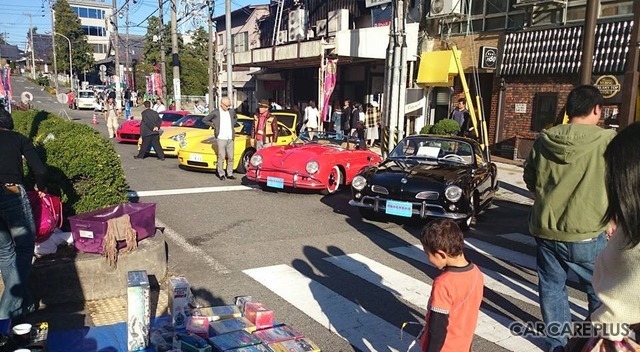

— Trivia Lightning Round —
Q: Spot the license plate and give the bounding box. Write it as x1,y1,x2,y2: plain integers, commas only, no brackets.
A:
189,153,203,162
385,200,413,217
267,177,284,189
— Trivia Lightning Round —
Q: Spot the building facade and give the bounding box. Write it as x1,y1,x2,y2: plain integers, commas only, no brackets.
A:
68,0,113,61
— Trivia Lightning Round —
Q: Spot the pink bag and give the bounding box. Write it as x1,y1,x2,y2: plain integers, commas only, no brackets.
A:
27,191,63,243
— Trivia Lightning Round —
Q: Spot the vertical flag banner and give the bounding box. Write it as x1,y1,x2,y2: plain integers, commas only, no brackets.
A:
321,59,338,121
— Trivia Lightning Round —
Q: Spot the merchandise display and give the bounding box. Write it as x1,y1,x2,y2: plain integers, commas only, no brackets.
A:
195,305,242,322
127,270,150,351
169,276,192,329
209,317,256,336
268,338,321,352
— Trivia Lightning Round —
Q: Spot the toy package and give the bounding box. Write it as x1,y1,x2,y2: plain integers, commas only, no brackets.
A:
127,270,150,351
268,338,321,352
252,325,302,345
209,317,256,336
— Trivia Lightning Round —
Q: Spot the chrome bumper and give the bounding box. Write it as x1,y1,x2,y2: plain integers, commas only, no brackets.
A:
348,196,468,220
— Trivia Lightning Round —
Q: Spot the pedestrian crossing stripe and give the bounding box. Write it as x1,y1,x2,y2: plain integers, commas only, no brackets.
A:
243,264,414,352
388,244,588,320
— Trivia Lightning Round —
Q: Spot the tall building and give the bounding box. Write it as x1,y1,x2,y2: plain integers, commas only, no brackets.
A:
68,0,113,61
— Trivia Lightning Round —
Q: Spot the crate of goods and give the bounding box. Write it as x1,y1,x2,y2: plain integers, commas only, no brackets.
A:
243,302,274,329
127,270,150,352
209,330,262,351
253,325,302,345
209,317,256,336
169,276,192,329
268,338,321,352
69,203,156,254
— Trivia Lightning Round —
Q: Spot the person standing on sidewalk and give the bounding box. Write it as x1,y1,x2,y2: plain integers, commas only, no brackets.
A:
0,108,47,320
252,100,278,150
135,101,165,161
523,85,616,352
104,97,121,139
203,96,238,180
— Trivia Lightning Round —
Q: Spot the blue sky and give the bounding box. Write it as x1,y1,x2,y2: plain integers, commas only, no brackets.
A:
0,0,260,50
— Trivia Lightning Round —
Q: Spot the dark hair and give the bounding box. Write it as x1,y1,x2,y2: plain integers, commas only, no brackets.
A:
420,219,464,256
458,98,466,104
565,85,604,118
143,100,151,108
0,108,14,130
603,122,640,248
308,100,316,109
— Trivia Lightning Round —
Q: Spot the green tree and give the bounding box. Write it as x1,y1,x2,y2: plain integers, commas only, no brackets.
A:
180,27,209,95
53,0,94,77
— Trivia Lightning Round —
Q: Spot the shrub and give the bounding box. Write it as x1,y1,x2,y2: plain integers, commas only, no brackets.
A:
12,110,129,218
419,124,432,134
430,119,461,136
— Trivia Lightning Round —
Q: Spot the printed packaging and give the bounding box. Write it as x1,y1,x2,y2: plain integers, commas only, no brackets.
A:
173,332,212,352
127,270,150,352
209,317,256,336
229,344,273,351
253,325,302,345
196,305,242,322
187,316,210,338
234,296,252,315
168,276,192,329
268,338,321,352
243,302,274,329
208,330,261,351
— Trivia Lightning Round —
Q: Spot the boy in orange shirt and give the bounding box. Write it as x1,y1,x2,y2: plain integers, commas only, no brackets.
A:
420,219,484,352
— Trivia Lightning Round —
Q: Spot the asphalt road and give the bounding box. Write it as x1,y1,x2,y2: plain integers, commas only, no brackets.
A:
11,76,588,352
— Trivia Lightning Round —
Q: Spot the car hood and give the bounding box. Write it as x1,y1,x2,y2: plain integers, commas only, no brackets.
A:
262,144,339,168
181,135,250,154
369,159,471,186
160,126,211,140
120,120,141,129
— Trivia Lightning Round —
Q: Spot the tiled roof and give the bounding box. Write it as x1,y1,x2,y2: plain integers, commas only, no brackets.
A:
0,44,24,60
500,20,632,76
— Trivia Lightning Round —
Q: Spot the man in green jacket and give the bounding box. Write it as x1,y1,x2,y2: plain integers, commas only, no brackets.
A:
523,85,615,352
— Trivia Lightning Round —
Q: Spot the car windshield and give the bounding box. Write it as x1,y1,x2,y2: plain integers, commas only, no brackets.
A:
272,111,298,129
293,131,361,149
172,115,208,128
236,119,253,136
390,136,475,165
161,112,185,122
78,91,94,98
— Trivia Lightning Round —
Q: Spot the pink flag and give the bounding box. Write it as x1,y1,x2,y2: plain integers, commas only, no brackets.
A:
321,59,338,121
6,68,12,103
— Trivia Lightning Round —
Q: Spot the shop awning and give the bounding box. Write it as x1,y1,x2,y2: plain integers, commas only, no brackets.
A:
500,20,632,76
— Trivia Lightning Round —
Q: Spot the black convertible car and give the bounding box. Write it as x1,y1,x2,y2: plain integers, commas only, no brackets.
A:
349,135,499,229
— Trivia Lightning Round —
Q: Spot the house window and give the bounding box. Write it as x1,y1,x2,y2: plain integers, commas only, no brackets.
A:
232,32,248,52
532,93,558,132
218,33,224,47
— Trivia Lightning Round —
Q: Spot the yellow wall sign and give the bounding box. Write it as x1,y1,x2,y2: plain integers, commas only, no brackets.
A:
416,50,461,87
594,75,621,99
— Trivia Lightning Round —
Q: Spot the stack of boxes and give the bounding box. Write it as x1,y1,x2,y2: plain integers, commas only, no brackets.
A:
147,276,321,352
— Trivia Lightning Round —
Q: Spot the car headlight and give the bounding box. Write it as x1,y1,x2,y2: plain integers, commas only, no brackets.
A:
250,154,262,167
444,185,463,202
179,140,187,148
352,175,367,191
306,161,319,174
169,132,186,142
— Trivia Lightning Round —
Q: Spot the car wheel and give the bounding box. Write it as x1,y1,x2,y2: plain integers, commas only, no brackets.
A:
237,149,255,174
459,194,478,231
321,166,342,195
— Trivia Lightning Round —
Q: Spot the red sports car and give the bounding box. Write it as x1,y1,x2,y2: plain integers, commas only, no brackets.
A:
116,110,190,143
247,131,382,194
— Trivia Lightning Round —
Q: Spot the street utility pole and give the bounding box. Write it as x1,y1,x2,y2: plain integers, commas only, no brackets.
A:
112,0,121,106
579,0,598,85
50,4,59,93
25,13,36,79
158,0,167,99
170,0,181,110
618,0,640,129
125,2,130,88
208,0,215,111
225,0,233,102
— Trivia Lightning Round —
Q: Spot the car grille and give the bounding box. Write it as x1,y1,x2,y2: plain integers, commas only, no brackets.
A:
371,185,389,195
187,161,208,167
120,134,138,139
415,191,439,200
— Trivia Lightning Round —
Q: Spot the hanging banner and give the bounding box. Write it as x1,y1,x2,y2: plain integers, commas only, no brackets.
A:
321,59,338,121
366,0,392,8
146,75,153,96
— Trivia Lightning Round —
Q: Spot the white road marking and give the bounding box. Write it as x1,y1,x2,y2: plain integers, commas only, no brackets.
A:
127,184,258,198
389,245,588,319
243,264,413,352
155,219,230,274
325,253,545,352
498,233,537,246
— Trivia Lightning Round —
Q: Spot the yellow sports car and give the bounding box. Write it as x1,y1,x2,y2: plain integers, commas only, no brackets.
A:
178,112,298,173
138,114,211,157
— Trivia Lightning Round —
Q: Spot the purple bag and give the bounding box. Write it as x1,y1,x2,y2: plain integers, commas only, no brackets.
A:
69,203,156,254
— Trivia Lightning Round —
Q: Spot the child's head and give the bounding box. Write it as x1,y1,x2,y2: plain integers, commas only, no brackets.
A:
420,219,465,269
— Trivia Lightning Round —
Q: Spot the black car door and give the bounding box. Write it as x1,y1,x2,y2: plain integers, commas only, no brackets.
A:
472,145,493,205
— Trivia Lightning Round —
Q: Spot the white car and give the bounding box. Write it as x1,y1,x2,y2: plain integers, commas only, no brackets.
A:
75,90,97,110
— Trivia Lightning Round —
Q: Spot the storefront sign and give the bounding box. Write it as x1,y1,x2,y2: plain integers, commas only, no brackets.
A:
515,103,527,113
371,5,391,27
593,75,622,99
366,0,392,8
405,97,425,114
480,46,498,70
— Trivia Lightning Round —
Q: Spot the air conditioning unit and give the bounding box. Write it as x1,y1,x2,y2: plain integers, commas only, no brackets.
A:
328,9,348,34
315,19,327,37
288,9,308,42
429,0,462,17
276,30,288,45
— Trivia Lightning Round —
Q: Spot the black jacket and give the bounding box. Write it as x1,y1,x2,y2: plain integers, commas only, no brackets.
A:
140,108,162,137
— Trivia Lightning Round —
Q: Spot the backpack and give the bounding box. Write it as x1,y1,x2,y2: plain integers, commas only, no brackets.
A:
27,191,63,243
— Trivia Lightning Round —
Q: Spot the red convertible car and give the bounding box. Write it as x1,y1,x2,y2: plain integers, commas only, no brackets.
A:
247,131,382,194
116,110,190,143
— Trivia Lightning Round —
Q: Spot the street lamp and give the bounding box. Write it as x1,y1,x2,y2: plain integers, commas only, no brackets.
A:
52,31,73,90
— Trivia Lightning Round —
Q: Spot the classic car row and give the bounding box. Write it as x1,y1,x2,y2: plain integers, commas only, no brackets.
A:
116,113,498,228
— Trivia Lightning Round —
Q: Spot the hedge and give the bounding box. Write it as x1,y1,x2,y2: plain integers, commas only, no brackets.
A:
430,119,461,136
12,110,129,218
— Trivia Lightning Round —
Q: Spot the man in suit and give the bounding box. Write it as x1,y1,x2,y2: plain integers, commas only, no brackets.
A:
134,101,165,160
203,96,238,180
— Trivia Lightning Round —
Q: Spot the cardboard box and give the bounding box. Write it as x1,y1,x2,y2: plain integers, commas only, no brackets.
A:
209,330,261,351
243,302,274,329
169,276,192,329
127,270,150,352
173,333,212,352
253,325,302,345
209,317,256,336
196,305,242,322
268,338,321,352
